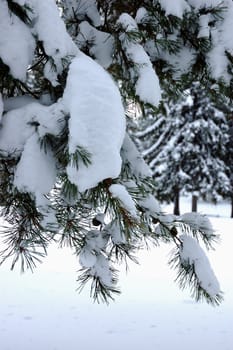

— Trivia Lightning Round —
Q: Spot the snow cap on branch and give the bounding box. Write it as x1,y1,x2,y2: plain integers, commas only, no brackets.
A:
90,254,113,287
121,134,152,178
77,21,114,69
13,133,57,206
107,222,127,245
188,0,222,8
181,213,214,236
207,1,233,81
138,194,161,216
158,0,190,18
117,13,161,106
0,93,3,123
13,0,26,4
79,247,97,268
198,14,211,38
179,234,221,297
64,0,101,27
0,0,35,81
0,106,34,154
0,101,65,155
135,7,148,24
33,0,78,72
63,53,125,192
109,184,137,218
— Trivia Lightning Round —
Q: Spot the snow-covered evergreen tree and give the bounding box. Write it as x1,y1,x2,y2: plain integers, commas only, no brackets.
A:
226,117,233,217
1,0,232,304
137,82,230,214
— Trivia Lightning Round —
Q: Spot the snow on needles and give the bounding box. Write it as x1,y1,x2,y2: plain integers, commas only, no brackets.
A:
159,0,222,15
109,184,137,218
158,0,190,18
180,213,214,236
0,102,65,155
33,0,78,76
117,13,161,106
63,53,125,192
0,93,3,123
138,194,161,217
188,0,222,8
121,134,152,178
13,133,57,206
0,1,35,81
77,21,114,69
79,229,113,287
64,0,101,27
0,101,66,205
179,234,221,297
207,1,233,81
0,107,35,154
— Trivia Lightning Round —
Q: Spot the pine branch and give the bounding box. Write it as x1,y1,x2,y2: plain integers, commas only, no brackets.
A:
77,268,121,304
169,247,223,306
7,0,32,25
0,198,49,272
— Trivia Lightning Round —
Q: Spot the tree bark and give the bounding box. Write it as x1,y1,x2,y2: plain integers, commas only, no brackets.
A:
231,195,233,218
192,195,198,212
173,188,180,216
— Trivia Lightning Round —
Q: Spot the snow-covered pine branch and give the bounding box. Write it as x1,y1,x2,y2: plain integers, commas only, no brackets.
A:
169,234,223,306
117,13,161,106
0,0,231,304
63,53,125,192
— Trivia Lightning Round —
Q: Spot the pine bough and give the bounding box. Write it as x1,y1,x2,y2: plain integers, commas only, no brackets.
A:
0,0,229,306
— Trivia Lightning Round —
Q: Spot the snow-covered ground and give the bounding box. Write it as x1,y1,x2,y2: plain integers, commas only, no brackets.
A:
0,198,232,350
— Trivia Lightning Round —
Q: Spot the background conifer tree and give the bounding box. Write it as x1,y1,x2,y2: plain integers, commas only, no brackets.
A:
226,116,233,217
135,82,230,214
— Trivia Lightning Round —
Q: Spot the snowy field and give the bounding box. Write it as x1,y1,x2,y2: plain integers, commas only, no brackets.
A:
0,198,232,350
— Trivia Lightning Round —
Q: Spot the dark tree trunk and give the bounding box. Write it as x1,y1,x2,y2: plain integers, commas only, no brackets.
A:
192,195,198,212
231,195,233,218
173,188,180,215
